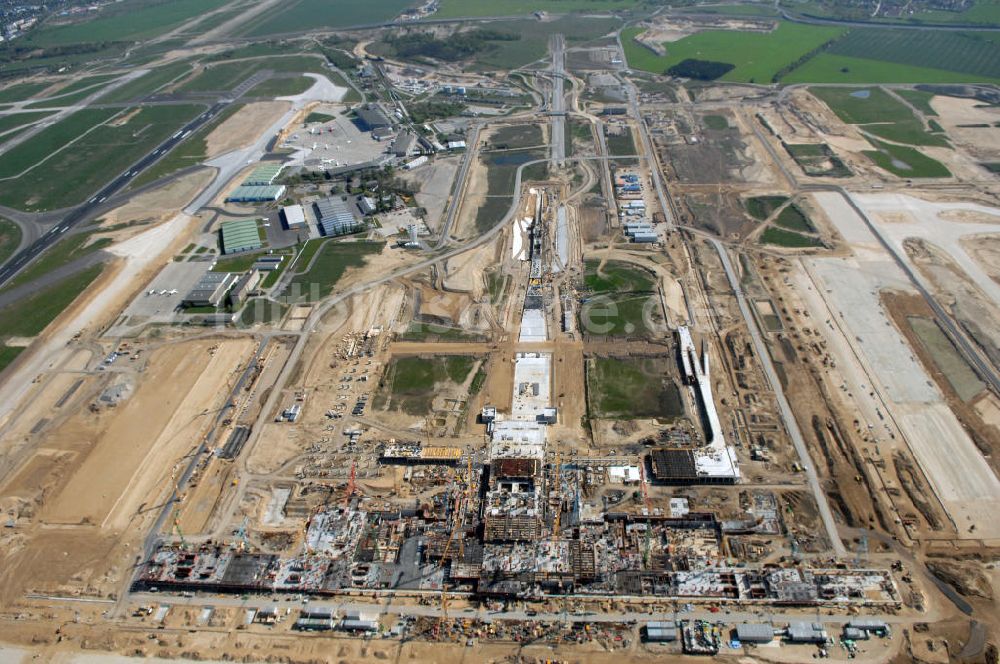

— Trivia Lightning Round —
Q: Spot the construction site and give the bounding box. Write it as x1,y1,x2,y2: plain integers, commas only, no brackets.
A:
1,9,1000,664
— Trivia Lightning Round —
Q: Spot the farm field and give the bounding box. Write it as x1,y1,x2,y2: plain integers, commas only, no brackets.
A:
782,53,1000,84
584,259,655,293
239,0,415,37
286,241,383,302
586,356,683,420
862,139,952,177
22,0,231,46
434,0,641,18
827,28,1000,80
809,87,948,146
0,104,204,211
622,22,844,82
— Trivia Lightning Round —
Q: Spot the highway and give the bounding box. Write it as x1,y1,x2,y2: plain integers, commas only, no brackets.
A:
0,100,230,287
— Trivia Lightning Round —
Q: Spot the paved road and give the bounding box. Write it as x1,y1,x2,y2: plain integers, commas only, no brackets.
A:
779,7,1000,31
0,101,228,286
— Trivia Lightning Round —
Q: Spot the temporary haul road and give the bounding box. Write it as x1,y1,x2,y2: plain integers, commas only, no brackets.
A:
0,101,230,287
711,237,846,556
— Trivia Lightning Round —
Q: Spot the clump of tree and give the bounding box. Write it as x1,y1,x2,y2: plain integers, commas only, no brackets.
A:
387,29,520,62
666,59,734,80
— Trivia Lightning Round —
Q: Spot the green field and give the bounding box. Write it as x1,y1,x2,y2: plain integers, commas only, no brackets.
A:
0,104,204,211
774,204,815,233
181,55,326,92
809,87,948,146
376,355,479,415
240,0,416,37
0,218,21,265
0,111,56,138
622,22,844,82
909,316,985,401
586,356,683,420
896,88,939,115
470,16,622,69
827,29,1000,80
22,74,118,109
23,0,231,46
606,127,636,156
99,61,194,104
781,0,1000,26
581,260,661,337
0,344,24,374
678,3,778,16
305,112,337,124
0,81,51,103
782,52,1000,84
246,76,315,97
3,231,110,291
863,138,952,177
760,226,823,248
0,264,103,338
434,0,640,18
287,241,383,302
23,80,119,110
0,108,118,179
703,114,729,130
490,124,545,150
584,259,655,293
745,195,788,221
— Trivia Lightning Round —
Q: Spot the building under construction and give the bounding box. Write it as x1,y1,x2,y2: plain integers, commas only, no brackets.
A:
134,445,898,606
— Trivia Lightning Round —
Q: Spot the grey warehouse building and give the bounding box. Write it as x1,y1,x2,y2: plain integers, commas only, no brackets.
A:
356,104,393,131
183,272,236,308
735,623,775,644
315,197,363,237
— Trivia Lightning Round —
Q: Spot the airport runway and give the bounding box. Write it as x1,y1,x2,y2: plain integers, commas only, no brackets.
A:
0,100,229,287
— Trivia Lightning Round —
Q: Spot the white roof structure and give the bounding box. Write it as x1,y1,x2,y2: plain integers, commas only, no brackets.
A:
518,308,547,342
